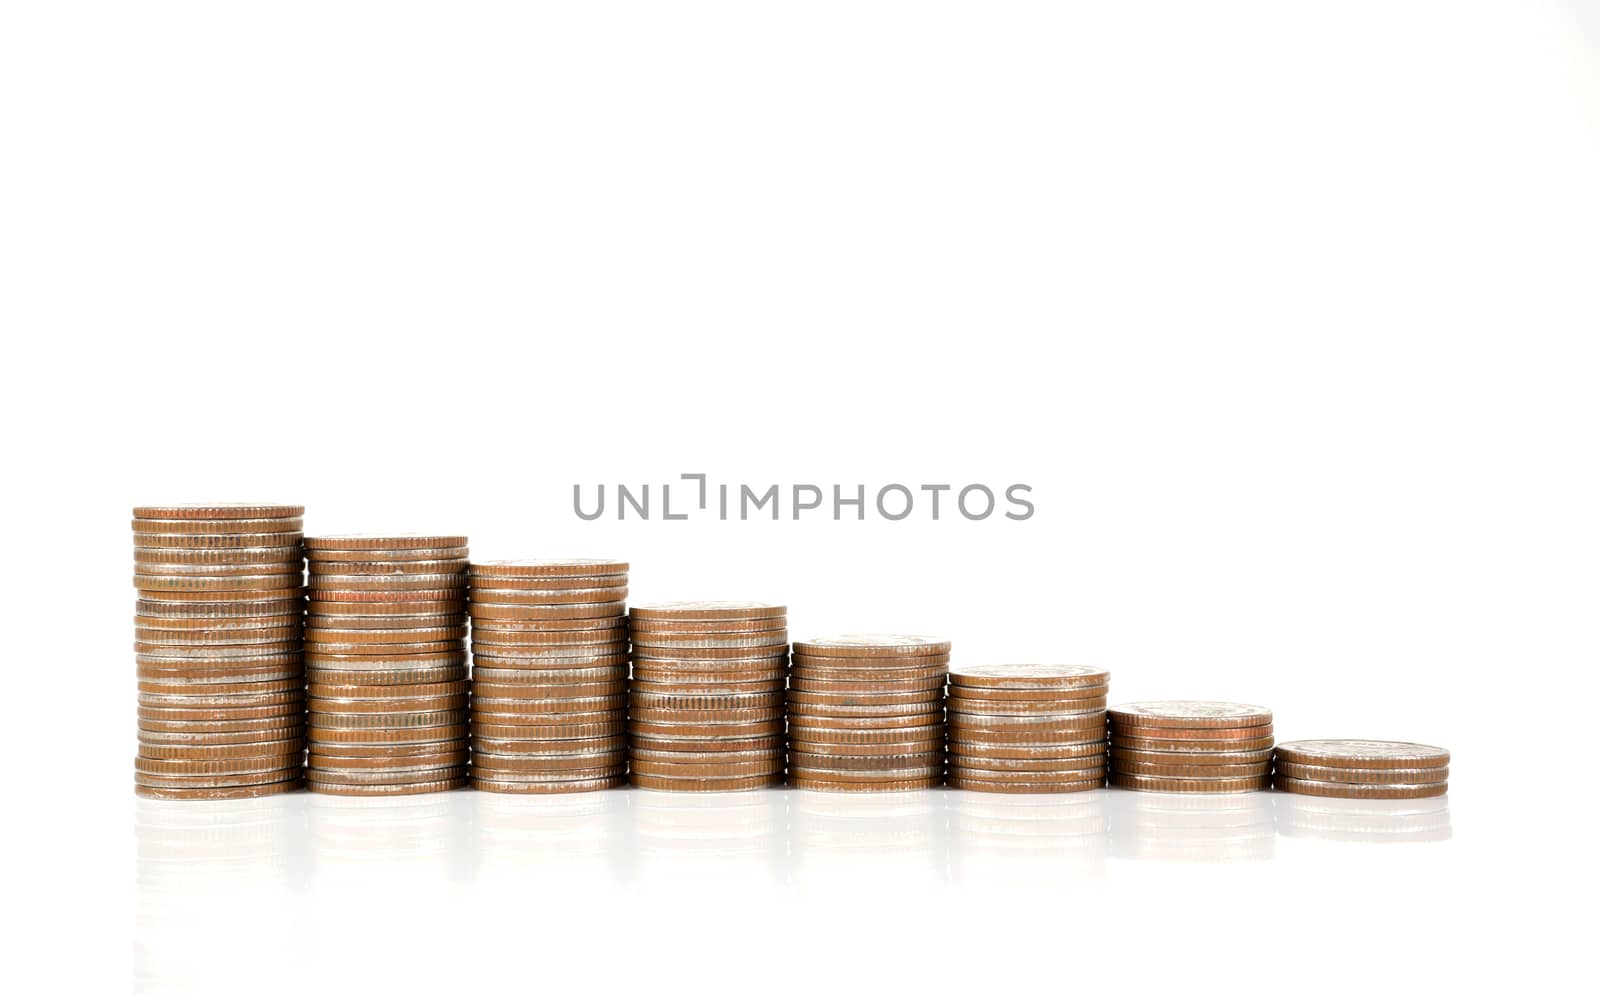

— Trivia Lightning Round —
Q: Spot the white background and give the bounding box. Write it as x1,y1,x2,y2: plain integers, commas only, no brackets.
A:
3,1,1598,990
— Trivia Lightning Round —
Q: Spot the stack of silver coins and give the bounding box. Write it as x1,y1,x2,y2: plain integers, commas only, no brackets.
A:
303,535,470,796
132,504,306,799
468,559,630,793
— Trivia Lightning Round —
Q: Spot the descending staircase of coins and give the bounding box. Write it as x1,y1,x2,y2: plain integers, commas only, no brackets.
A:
132,505,1452,800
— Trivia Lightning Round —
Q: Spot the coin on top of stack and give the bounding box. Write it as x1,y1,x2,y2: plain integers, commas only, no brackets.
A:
946,664,1109,794
1273,739,1449,799
628,601,788,792
132,504,307,800
303,535,470,796
787,635,950,793
468,559,630,794
1108,701,1274,793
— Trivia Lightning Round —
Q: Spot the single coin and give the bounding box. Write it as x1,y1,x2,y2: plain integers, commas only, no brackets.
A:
1273,776,1449,799
472,680,628,701
627,719,785,739
629,691,786,711
786,773,942,792
1274,763,1450,786
134,532,303,550
629,773,782,792
305,764,468,786
792,635,951,657
308,694,468,715
790,652,951,669
306,650,465,665
308,599,466,616
1110,734,1275,754
134,504,303,520
308,710,465,730
135,779,302,800
630,601,786,622
790,674,947,695
134,560,303,577
135,768,303,789
471,735,627,756
308,559,469,576
949,776,1100,795
785,761,944,780
1107,722,1273,741
787,752,944,772
309,546,469,563
787,688,945,707
787,701,944,719
471,665,628,684
132,517,303,535
630,758,786,778
469,601,626,621
134,754,302,776
948,697,1107,716
139,703,303,723
1112,745,1274,766
949,711,1103,730
788,738,945,758
1108,702,1273,729
627,706,782,726
629,747,783,764
470,751,624,774
470,559,628,578
470,775,626,794
474,720,626,741
306,777,468,796
138,739,303,760
950,753,1106,773
1274,739,1451,770
947,684,1107,703
304,626,467,644
134,546,304,565
628,733,784,753
786,711,944,730
308,725,464,745
311,742,468,763
630,633,787,649
787,725,944,746
629,617,785,634
944,765,1104,783
139,714,304,734
465,586,627,605
1110,773,1272,793
948,740,1106,760
311,585,467,601
472,616,627,633
628,645,788,662
949,664,1110,689
305,535,468,551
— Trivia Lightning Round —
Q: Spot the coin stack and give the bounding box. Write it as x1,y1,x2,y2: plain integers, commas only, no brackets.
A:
1108,702,1274,793
1273,739,1450,799
946,664,1109,793
627,601,789,791
787,635,950,792
132,504,307,799
303,535,470,796
468,559,630,793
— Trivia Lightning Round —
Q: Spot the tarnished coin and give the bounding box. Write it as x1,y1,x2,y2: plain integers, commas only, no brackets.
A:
630,601,786,622
947,696,1106,716
630,734,784,753
308,558,469,576
305,776,468,796
310,546,468,563
1274,761,1448,785
133,516,303,535
1274,739,1450,770
786,752,944,772
792,635,951,657
135,504,304,520
1110,734,1276,754
1109,773,1272,793
630,773,782,792
786,773,942,792
470,559,628,577
135,779,302,800
1108,702,1273,729
471,775,627,794
1112,745,1274,766
949,664,1110,689
1273,776,1448,799
305,535,468,551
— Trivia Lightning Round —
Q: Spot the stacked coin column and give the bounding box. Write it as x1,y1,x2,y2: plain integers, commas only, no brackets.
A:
303,536,470,796
627,602,789,791
786,635,950,792
946,665,1109,793
1108,702,1274,793
132,504,307,799
1273,739,1449,800
467,559,630,793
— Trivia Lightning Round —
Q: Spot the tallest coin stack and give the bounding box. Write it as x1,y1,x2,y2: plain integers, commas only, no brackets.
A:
132,504,307,799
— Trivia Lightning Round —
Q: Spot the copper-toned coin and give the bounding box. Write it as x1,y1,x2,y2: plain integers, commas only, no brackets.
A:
306,777,468,796
310,754,470,775
948,775,1100,794
305,535,468,551
470,601,626,621
308,665,467,687
137,612,303,632
135,531,303,550
138,739,303,760
472,734,626,755
627,719,785,739
630,601,786,622
948,697,1106,716
951,753,1106,773
946,766,1104,783
138,687,304,708
310,572,468,592
787,712,943,731
308,709,465,730
1113,760,1270,778
947,727,1105,748
629,644,788,662
300,639,463,656
135,768,302,789
305,764,467,786
787,725,944,746
1112,745,1274,766
137,667,302,687
948,684,1106,704
629,679,785,697
472,647,628,665
786,773,942,792
311,740,467,761
630,633,787,649
790,652,951,670
631,758,784,778
308,559,469,576
792,635,950,657
139,702,303,723
630,690,786,711
475,719,625,741
787,688,945,707
788,737,945,758
472,616,627,633
1111,734,1275,754
630,733,784,753
470,576,630,594
1274,739,1450,770
135,545,303,566
1108,702,1273,729
790,674,947,695
308,725,464,745
1107,722,1274,741
132,516,303,535
470,764,627,784
135,647,303,665
466,586,627,605
309,546,468,563
948,664,1109,689
135,779,302,800
308,694,468,715
306,650,465,666
948,740,1106,760
786,761,944,780
311,587,466,603
307,614,461,632
1110,773,1272,793
1272,776,1449,799
140,714,305,734
470,559,628,578
135,504,304,520
134,560,303,578
472,693,626,713
135,754,303,776
471,665,628,684
1274,761,1449,785
630,617,784,634
136,626,303,646
630,747,782,764
627,706,782,726
472,679,628,700
630,664,786,683
787,752,943,772
310,598,465,616
135,572,303,592
470,748,624,771
139,725,303,746
948,711,1103,731
471,775,626,794
305,626,467,645
136,596,302,617
787,700,943,719
630,772,782,791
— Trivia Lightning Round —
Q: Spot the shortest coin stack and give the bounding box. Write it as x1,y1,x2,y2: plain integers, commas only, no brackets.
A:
946,665,1109,793
787,635,951,792
1273,739,1450,799
1108,702,1274,793
468,559,630,794
304,535,471,796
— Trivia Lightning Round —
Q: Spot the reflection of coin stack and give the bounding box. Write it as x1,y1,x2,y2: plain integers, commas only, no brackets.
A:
133,504,307,799
1108,702,1273,793
303,535,470,796
787,635,950,792
468,559,630,793
1273,739,1449,800
946,665,1109,793
1274,792,1452,844
1108,791,1277,862
948,791,1108,884
627,601,789,791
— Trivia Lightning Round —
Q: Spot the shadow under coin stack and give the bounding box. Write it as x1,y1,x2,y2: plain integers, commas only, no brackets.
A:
787,635,951,792
132,504,307,799
303,535,470,796
1108,701,1274,793
627,602,789,791
467,559,630,793
946,664,1110,793
1273,739,1449,800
